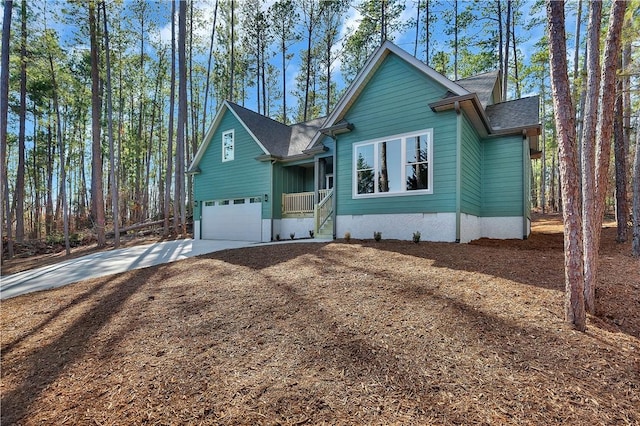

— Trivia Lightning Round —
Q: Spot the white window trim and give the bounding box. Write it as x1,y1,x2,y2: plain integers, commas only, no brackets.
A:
222,129,234,162
352,129,433,199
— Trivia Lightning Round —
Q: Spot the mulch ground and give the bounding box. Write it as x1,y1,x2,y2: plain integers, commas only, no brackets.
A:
1,215,639,425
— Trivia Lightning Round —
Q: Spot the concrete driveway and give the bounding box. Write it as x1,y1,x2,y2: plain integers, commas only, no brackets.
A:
0,239,254,300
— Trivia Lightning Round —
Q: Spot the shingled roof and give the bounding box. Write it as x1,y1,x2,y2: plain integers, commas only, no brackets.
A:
226,102,292,157
485,96,540,131
226,102,327,159
456,70,501,108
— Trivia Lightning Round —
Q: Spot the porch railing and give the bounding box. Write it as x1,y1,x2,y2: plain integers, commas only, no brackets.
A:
314,188,334,234
282,189,330,215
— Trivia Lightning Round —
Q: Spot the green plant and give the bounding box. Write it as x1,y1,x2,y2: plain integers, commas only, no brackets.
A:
309,230,314,238
373,231,382,242
344,232,351,243
413,231,421,243
290,232,295,240
275,234,281,241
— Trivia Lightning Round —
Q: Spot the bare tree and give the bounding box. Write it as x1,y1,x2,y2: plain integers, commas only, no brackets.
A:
632,122,640,257
165,0,176,236
176,0,187,234
15,0,26,243
101,0,119,248
546,0,586,331
48,39,70,255
202,0,218,135
89,0,106,247
1,0,13,263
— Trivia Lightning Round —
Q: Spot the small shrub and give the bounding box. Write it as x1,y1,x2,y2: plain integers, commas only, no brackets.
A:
290,232,295,240
275,234,281,241
373,231,382,242
344,232,351,243
309,230,314,238
413,231,421,244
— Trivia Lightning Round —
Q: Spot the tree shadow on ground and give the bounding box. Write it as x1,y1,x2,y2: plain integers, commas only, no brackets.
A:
0,263,174,425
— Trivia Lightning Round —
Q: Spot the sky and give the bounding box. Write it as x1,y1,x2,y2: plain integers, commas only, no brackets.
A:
135,0,556,114
0,0,577,146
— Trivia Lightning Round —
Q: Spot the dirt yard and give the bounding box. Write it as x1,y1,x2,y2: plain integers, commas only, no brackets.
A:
1,215,639,425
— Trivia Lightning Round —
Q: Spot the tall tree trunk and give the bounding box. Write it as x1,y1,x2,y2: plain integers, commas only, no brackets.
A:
453,0,458,81
166,0,176,236
511,13,520,98
229,0,235,102
546,0,586,331
425,0,430,65
49,52,70,255
102,0,119,248
89,0,106,247
0,0,13,262
540,78,547,214
580,0,602,315
584,0,626,313
632,124,640,257
614,75,628,242
202,0,218,137
571,0,583,105
177,0,187,234
15,0,26,243
32,114,40,239
414,0,420,57
281,31,287,123
503,0,511,100
304,24,313,121
497,0,503,81
46,118,54,235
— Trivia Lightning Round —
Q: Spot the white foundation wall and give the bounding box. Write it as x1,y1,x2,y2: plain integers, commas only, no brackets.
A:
460,214,481,243
273,218,315,240
336,213,457,242
194,220,201,240
480,216,525,240
261,220,272,242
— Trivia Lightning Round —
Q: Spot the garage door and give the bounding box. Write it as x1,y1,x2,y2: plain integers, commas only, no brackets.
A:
201,198,262,241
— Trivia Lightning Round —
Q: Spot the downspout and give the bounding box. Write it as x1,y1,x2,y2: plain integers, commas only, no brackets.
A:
332,136,337,239
270,159,276,241
455,101,462,243
522,131,529,239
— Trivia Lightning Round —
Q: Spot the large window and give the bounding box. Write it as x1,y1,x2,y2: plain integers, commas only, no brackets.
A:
222,130,234,162
353,129,433,197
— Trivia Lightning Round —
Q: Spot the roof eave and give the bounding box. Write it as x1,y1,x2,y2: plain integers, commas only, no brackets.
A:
320,121,354,137
429,94,492,137
302,145,329,156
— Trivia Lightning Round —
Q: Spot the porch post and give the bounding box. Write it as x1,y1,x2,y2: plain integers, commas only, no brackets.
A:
314,157,320,204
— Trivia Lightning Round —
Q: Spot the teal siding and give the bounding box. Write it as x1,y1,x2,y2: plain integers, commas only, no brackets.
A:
460,113,481,216
336,53,458,216
193,109,272,219
481,135,524,216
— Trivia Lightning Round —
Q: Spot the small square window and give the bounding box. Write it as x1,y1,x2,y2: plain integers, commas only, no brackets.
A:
222,130,234,162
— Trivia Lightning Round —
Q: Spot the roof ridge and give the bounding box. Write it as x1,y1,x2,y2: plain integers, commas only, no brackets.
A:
227,101,291,129
489,95,540,106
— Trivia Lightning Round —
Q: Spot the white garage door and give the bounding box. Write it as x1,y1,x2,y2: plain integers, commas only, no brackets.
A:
201,198,262,241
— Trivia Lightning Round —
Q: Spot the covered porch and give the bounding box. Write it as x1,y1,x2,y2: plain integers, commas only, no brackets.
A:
279,156,334,237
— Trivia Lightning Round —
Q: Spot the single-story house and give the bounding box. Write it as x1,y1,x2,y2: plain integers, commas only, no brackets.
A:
188,41,540,243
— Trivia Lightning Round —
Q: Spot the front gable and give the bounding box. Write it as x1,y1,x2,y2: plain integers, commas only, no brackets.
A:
334,50,461,216
192,105,272,217
189,101,270,173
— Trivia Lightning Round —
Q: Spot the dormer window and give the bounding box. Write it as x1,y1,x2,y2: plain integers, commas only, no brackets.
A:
222,130,234,162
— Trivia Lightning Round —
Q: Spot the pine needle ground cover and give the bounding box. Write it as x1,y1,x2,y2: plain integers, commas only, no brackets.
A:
2,217,638,425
